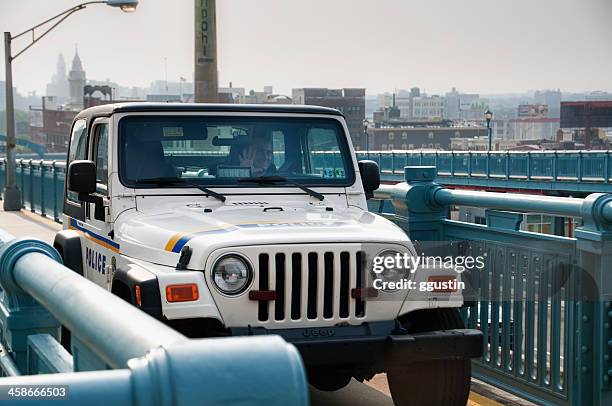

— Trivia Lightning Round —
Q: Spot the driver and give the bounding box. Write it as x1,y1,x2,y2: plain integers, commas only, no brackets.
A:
237,133,275,177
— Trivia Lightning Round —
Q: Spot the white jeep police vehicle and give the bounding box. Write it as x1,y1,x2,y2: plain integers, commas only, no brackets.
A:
54,103,481,405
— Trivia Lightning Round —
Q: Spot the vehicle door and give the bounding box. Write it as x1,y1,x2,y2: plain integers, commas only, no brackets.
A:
80,118,116,289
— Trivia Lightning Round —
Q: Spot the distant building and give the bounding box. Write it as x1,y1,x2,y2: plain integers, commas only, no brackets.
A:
46,53,69,102
219,83,246,103
30,96,77,153
509,117,560,140
146,94,182,102
445,88,460,119
534,89,561,117
411,95,445,119
292,88,366,148
148,80,193,101
585,91,612,101
518,104,549,118
367,126,487,151
443,89,488,120
67,49,86,110
244,86,274,104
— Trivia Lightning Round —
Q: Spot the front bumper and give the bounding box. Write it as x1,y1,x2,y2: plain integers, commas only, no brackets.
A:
231,321,482,370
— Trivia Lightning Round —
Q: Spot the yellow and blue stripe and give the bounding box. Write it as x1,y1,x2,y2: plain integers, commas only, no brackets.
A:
69,218,120,253
164,220,350,253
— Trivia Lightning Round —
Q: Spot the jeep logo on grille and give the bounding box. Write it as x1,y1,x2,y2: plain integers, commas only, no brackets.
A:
302,328,335,338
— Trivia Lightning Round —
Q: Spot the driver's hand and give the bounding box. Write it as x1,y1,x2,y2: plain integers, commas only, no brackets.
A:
239,146,256,168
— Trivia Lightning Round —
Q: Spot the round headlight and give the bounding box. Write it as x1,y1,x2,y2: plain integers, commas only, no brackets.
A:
371,250,411,292
211,254,252,295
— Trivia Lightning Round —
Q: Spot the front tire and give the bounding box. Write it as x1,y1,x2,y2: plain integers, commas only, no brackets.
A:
308,368,352,392
387,308,471,406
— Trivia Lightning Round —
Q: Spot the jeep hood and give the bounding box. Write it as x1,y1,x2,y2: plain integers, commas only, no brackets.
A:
116,204,411,268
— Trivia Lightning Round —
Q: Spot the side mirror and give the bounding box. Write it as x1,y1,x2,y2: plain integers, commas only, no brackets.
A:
358,160,380,199
68,160,96,194
68,160,105,221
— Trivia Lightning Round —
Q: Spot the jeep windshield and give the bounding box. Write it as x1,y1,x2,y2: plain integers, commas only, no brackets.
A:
118,116,355,188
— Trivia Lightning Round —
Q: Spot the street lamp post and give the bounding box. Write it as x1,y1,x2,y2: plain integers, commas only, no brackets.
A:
363,119,370,157
2,0,138,211
484,109,493,151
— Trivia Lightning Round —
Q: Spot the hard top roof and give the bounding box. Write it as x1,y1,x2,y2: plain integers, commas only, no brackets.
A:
75,102,343,120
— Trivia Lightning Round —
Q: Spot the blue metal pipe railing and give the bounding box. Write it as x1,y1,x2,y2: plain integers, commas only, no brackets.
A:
10,251,186,369
374,182,612,222
0,232,309,405
371,166,612,406
432,188,587,218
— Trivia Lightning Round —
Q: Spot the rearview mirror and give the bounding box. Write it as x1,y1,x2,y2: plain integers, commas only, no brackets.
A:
358,160,380,199
68,160,96,194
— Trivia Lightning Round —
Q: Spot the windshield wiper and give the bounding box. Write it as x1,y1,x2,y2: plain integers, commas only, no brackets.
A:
237,175,325,201
135,177,226,202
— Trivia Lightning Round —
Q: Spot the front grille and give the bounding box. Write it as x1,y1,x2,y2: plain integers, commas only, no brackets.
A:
257,250,367,322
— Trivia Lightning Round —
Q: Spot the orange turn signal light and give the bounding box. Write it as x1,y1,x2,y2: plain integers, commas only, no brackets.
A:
166,284,199,303
135,285,142,306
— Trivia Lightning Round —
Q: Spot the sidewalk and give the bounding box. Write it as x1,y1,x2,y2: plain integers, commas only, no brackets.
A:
0,207,61,244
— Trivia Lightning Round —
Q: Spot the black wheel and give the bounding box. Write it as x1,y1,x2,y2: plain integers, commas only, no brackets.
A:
387,308,471,406
308,368,352,392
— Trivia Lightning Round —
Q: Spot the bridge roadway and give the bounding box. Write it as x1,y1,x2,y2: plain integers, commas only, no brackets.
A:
0,208,524,406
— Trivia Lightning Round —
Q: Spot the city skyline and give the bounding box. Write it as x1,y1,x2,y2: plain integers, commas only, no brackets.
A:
1,0,611,97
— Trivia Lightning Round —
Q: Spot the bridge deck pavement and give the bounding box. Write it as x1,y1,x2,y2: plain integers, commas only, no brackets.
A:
0,208,529,406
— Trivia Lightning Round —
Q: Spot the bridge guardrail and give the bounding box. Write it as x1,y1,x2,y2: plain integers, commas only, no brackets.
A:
356,150,612,193
0,158,65,222
371,166,612,406
0,230,308,405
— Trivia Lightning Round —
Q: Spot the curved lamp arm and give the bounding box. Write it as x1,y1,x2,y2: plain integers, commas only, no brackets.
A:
9,0,137,61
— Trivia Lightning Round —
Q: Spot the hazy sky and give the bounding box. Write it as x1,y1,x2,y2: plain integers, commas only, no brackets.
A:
1,0,611,96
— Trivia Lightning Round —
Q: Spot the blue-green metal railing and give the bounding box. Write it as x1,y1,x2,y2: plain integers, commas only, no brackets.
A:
0,231,308,405
357,150,612,193
371,166,612,406
0,158,65,222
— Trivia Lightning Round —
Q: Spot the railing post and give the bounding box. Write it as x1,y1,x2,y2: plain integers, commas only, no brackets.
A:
52,161,59,222
526,152,532,180
29,160,35,212
40,162,45,217
574,194,612,405
386,166,447,241
19,160,25,208
468,152,472,176
505,151,510,179
605,152,610,184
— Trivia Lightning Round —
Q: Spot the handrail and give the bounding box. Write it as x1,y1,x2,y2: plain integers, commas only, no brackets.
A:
373,178,612,222
0,232,308,405
432,188,586,218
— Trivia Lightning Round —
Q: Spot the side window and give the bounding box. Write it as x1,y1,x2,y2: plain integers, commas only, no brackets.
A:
306,128,348,179
93,124,109,195
67,119,87,202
